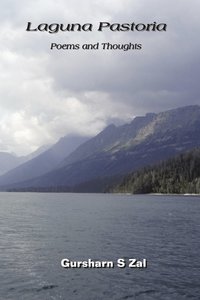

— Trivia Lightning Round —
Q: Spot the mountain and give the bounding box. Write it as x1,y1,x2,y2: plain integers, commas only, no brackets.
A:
112,148,200,194
1,105,200,191
0,145,50,175
0,134,89,186
24,144,52,161
0,152,23,175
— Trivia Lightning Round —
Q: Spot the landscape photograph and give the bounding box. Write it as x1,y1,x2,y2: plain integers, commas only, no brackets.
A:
0,0,200,299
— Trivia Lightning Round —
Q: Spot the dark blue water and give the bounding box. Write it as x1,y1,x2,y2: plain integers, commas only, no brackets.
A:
0,193,200,300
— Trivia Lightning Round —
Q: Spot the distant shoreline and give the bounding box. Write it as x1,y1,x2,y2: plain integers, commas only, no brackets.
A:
0,190,200,196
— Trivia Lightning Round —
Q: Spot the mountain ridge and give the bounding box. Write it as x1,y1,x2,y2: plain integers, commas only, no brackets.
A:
0,144,51,176
0,134,89,186
0,105,200,191
112,147,200,194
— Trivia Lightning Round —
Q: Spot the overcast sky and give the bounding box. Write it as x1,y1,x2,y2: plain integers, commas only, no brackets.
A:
0,0,200,155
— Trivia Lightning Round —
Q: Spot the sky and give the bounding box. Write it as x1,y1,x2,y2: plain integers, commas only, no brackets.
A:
0,0,200,155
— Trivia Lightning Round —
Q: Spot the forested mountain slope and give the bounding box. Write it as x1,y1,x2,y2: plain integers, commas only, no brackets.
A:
113,148,200,194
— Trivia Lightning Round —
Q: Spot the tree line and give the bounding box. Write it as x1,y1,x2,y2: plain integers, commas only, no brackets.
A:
113,148,200,194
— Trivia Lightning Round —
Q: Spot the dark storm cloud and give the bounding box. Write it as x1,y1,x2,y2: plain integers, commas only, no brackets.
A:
0,0,200,154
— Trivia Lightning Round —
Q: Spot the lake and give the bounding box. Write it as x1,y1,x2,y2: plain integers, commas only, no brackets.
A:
0,193,200,299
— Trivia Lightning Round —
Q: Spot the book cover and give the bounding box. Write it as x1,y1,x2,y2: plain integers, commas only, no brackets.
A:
0,1,200,299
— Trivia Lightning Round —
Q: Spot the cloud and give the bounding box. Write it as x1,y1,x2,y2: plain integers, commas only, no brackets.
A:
0,0,200,154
